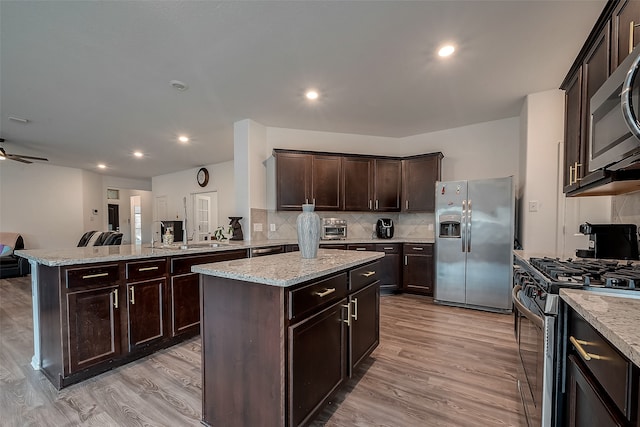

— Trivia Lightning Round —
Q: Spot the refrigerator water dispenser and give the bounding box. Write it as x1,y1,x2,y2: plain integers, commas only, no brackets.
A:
438,214,461,238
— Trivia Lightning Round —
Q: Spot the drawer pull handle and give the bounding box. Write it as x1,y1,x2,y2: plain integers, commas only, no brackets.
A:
82,272,109,279
112,288,118,309
352,298,358,320
362,271,376,277
130,286,135,305
355,248,367,251
570,336,602,361
315,288,336,297
138,266,159,272
342,303,352,326
412,247,424,251
383,247,394,250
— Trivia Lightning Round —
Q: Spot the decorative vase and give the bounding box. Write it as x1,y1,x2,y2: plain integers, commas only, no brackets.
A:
297,204,321,259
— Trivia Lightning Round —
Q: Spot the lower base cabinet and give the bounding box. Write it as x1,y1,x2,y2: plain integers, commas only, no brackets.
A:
402,244,434,296
349,282,380,373
127,278,165,351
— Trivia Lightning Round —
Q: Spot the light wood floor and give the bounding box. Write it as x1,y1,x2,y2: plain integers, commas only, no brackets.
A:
0,276,525,426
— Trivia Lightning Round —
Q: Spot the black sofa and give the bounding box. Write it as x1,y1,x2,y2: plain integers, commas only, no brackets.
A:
0,233,31,279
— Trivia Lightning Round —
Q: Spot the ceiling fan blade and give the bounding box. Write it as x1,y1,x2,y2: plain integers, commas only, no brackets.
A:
7,154,48,161
8,156,32,164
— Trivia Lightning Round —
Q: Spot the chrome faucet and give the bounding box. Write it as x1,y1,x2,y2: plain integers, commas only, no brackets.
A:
150,220,164,248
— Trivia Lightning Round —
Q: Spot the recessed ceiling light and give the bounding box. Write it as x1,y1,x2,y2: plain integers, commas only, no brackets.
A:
170,80,188,91
178,136,189,143
97,163,106,169
438,45,455,57
305,90,319,100
133,151,143,158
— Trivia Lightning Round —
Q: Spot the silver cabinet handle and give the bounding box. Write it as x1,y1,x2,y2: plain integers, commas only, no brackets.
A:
412,247,423,251
129,286,135,305
355,247,367,251
315,288,335,297
570,336,602,361
383,247,393,250
138,266,159,272
352,298,358,320
112,288,118,309
404,255,408,265
342,303,352,326
375,200,379,210
368,200,372,210
82,272,109,279
406,200,409,210
362,271,376,277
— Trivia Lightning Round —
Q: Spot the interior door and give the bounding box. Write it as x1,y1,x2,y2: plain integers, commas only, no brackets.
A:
195,194,212,241
108,204,120,232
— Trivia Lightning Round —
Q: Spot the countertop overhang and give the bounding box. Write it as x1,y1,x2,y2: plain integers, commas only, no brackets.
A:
192,249,384,287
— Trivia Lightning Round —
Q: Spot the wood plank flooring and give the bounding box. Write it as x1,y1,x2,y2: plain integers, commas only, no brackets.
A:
0,276,525,426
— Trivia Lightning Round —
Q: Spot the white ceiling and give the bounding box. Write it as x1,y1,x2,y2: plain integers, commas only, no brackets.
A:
0,1,606,179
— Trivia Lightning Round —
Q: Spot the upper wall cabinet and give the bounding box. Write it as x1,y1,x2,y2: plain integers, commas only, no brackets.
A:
275,149,442,212
402,153,443,212
275,150,342,211
561,0,640,196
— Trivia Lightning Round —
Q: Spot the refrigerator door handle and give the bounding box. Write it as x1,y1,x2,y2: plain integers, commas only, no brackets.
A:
461,200,466,252
467,199,472,252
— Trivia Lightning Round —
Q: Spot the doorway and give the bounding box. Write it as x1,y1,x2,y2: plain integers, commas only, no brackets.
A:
192,191,219,242
108,204,120,232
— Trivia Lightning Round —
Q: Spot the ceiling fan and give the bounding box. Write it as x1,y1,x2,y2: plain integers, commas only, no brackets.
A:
0,138,49,164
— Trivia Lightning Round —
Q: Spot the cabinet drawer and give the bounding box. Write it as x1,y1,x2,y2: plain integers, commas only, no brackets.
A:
569,309,631,418
288,273,348,321
126,259,167,281
350,261,380,292
171,249,247,275
66,264,120,289
375,243,400,254
403,244,433,255
347,244,375,252
319,243,347,250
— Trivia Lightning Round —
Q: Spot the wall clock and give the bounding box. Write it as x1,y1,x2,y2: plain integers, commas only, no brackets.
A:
197,167,209,187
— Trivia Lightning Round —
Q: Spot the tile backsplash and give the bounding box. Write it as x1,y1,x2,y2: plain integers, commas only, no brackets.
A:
612,190,640,227
257,210,435,241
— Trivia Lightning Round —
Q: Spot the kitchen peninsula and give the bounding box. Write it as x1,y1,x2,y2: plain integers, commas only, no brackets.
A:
192,249,384,427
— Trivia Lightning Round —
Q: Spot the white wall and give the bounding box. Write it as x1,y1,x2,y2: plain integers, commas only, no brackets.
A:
0,161,84,249
152,161,236,241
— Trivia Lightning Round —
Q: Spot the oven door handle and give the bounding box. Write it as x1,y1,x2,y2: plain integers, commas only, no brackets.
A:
512,285,544,329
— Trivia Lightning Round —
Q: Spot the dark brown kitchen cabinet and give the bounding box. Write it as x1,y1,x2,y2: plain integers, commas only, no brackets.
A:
126,278,165,351
375,243,402,293
611,0,640,72
348,282,379,374
289,298,348,427
343,157,374,211
564,68,583,192
67,283,121,373
402,153,443,212
373,158,401,211
402,244,434,296
274,150,342,211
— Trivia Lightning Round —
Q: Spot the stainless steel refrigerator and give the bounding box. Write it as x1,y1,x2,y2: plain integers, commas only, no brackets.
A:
434,176,514,312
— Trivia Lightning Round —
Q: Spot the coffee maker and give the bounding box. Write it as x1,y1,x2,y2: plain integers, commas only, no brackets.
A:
376,218,394,239
576,223,639,260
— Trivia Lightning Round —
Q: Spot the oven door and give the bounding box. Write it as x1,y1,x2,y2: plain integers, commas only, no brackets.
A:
513,285,545,427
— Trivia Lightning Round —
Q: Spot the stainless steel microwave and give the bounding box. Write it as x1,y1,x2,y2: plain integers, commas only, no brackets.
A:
589,45,640,171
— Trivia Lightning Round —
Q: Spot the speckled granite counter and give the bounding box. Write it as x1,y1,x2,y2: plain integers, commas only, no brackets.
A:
561,289,640,366
192,249,384,287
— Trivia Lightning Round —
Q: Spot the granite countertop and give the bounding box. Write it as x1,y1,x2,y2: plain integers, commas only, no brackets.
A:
16,237,432,266
560,289,640,367
192,249,384,287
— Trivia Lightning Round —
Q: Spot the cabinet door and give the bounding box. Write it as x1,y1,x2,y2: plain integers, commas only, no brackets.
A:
67,285,121,373
403,245,434,296
373,159,401,211
580,23,610,178
288,299,348,427
170,273,200,337
402,154,442,212
564,67,583,192
378,252,401,292
566,355,626,427
276,152,312,210
127,278,165,351
349,282,379,375
312,155,342,210
343,157,373,211
612,0,640,71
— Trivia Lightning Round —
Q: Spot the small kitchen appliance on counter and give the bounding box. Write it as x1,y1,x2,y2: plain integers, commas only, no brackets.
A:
375,218,394,239
321,218,347,240
576,222,639,260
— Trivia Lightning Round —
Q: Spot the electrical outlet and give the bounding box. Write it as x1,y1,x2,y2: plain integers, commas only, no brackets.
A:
428,223,434,231
528,200,539,212
253,223,263,232
270,224,276,232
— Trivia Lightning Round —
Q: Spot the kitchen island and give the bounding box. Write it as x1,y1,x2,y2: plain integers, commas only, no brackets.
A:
192,249,384,427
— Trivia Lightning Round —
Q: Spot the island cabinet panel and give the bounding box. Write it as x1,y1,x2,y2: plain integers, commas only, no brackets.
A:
200,277,285,427
288,273,348,322
348,282,379,374
125,258,167,282
289,299,348,427
126,278,165,351
66,283,121,374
